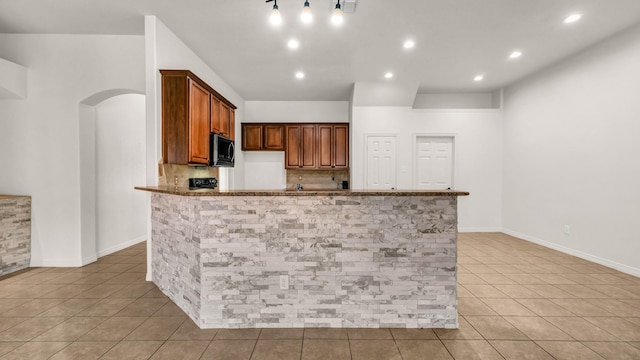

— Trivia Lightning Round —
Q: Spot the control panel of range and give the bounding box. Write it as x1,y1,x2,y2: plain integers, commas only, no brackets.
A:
188,178,218,190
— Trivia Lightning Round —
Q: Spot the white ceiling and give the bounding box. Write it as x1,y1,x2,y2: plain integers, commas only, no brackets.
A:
2,0,640,101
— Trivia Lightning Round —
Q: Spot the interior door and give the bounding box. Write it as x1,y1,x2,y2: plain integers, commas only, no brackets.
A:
415,136,453,189
366,136,397,190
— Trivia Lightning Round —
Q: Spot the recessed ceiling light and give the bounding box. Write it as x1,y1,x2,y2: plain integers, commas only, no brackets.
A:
563,13,582,24
287,39,300,49
509,50,523,60
384,72,394,79
403,40,415,49
473,74,484,82
295,71,305,79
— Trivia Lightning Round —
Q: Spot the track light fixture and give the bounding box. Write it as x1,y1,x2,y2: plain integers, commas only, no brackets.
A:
266,0,347,26
331,0,344,26
266,0,282,26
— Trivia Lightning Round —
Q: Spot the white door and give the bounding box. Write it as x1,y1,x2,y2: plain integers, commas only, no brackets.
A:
366,136,397,190
415,136,453,189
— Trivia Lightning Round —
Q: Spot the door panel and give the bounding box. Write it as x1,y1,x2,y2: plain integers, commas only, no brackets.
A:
188,80,210,164
416,136,453,189
366,136,397,190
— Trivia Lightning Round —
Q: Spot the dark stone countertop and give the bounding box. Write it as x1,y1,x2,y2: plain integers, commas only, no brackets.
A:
135,186,469,197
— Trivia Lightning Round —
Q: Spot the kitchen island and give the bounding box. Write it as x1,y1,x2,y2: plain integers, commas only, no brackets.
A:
0,195,31,276
136,186,469,329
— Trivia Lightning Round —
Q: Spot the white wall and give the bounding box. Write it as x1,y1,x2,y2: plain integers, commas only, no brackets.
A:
502,25,640,275
245,101,349,123
96,94,147,256
351,107,503,231
413,93,497,109
0,34,145,266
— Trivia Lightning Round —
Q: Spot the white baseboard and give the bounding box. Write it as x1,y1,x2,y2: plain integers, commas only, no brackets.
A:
81,255,97,266
502,228,640,278
459,227,503,233
96,235,146,258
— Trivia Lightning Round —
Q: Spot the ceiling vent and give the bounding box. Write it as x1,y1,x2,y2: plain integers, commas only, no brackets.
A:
331,0,357,13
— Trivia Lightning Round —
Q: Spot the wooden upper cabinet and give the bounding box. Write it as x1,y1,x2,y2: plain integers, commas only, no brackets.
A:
317,124,349,169
161,70,237,165
229,109,235,141
286,125,316,168
264,125,284,150
241,124,263,150
210,95,221,134
219,103,231,138
333,124,349,169
188,80,211,164
241,124,284,151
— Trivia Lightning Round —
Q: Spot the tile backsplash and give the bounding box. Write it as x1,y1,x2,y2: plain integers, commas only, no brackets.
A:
286,169,349,190
158,163,219,188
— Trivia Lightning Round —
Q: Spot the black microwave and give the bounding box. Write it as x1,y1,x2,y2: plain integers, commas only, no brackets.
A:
210,133,235,167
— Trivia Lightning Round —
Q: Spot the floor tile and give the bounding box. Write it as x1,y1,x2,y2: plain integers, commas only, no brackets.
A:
77,298,136,316
515,298,575,316
434,316,483,340
37,299,101,317
0,341,69,360
477,273,518,284
215,328,261,340
0,316,67,341
301,339,350,360
149,340,209,359
396,340,453,360
464,284,509,298
464,316,529,340
536,341,605,360
34,316,106,341
505,274,548,285
441,339,503,360
0,298,66,317
48,341,116,360
125,316,185,340
251,339,302,360
490,340,554,359
108,283,156,298
170,318,218,340
544,317,619,341
0,342,23,357
153,300,187,316
259,328,303,339
584,299,640,317
201,339,256,360
583,341,640,360
390,328,437,339
303,328,348,339
557,284,609,298
115,298,169,317
39,284,98,299
551,299,615,316
493,284,542,298
583,317,640,341
347,328,393,339
503,316,572,340
524,284,575,298
349,339,402,360
75,284,127,299
0,316,29,332
457,273,488,285
481,298,536,316
99,340,164,360
79,316,146,341
458,298,498,316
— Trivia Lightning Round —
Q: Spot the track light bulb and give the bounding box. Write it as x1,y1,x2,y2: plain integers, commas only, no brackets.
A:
301,1,313,24
331,2,344,26
270,4,282,26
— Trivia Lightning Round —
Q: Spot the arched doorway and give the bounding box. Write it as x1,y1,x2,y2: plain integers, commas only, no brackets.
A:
79,89,145,264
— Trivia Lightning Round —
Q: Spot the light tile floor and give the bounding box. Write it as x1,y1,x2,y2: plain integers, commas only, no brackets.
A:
1,233,639,359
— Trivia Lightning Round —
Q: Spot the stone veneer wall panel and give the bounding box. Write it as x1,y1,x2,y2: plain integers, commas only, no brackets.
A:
150,193,458,328
0,196,31,276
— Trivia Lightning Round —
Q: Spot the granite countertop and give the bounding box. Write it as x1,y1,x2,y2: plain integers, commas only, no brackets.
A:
135,186,469,197
0,195,30,200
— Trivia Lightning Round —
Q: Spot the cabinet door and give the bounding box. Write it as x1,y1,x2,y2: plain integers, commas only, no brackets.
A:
285,126,301,168
210,95,221,133
333,124,349,168
317,125,333,168
188,80,210,164
242,124,263,150
264,125,284,150
300,125,317,168
229,109,235,141
219,103,230,138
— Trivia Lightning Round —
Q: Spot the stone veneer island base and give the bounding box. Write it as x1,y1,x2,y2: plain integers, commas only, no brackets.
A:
137,187,469,329
0,195,31,277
